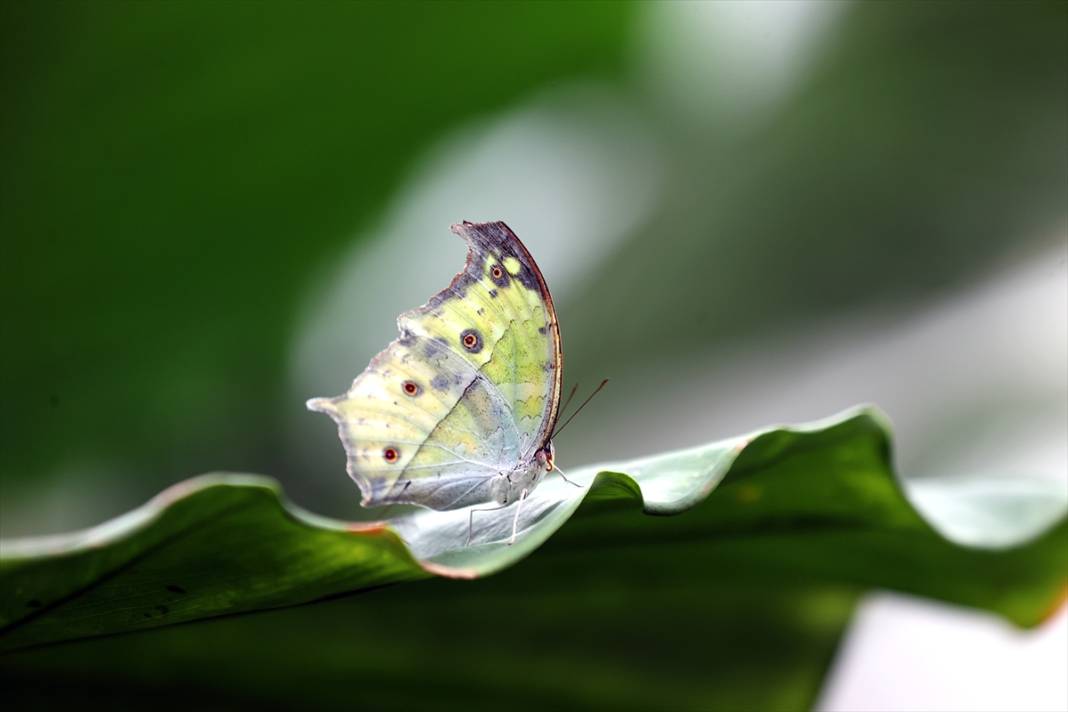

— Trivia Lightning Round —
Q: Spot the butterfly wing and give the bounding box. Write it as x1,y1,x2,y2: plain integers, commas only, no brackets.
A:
405,221,563,455
308,220,563,510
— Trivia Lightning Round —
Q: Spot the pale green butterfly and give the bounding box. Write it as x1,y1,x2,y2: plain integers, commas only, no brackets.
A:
307,221,577,544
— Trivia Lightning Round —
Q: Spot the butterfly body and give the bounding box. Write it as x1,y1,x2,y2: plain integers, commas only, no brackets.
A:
489,441,554,506
308,221,562,519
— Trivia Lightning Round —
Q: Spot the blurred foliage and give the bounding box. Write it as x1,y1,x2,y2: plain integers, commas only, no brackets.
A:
0,0,632,507
3,410,1064,709
2,2,1063,512
565,0,1067,378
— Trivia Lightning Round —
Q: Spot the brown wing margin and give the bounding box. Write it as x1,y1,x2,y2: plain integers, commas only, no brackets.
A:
448,220,564,448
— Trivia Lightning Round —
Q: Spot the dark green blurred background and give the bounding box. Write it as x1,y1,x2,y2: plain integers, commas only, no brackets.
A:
3,1,1066,710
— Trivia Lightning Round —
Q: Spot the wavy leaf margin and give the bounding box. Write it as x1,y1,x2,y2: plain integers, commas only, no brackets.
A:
1,406,1065,653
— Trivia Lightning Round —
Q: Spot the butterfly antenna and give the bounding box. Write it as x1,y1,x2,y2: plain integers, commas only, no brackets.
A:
558,382,580,420
551,379,609,439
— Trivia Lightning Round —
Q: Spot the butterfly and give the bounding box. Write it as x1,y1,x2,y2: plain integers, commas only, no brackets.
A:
308,220,577,544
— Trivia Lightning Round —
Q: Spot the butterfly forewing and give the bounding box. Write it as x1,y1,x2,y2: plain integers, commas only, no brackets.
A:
400,222,560,454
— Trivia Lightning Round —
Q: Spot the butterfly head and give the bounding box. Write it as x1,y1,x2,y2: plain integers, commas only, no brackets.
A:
535,441,556,473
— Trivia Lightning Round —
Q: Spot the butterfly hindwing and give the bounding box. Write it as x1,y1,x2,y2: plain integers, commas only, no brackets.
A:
308,333,516,509
308,221,562,511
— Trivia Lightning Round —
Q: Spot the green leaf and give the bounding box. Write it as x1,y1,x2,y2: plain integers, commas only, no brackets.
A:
2,406,1064,654
2,577,861,711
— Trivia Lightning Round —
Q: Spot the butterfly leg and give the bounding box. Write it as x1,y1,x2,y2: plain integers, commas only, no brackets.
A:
467,503,509,546
554,464,583,488
508,488,529,546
